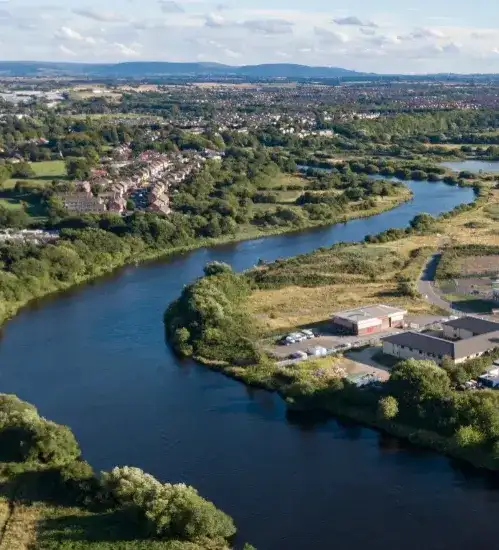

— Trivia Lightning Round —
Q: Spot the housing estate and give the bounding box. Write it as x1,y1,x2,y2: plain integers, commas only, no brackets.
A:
382,316,499,365
332,305,407,336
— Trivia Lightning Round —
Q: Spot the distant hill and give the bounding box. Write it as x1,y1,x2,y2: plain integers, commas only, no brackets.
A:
0,61,364,79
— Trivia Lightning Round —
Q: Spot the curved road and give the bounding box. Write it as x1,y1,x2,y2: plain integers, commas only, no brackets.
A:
418,252,454,313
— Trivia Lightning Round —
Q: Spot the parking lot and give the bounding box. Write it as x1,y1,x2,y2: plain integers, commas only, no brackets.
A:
268,329,399,361
267,314,444,361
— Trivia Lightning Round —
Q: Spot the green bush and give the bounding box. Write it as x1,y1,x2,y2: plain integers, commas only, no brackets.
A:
101,467,236,542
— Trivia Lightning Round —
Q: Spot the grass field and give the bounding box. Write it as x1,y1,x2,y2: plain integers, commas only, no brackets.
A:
3,160,67,189
249,184,499,332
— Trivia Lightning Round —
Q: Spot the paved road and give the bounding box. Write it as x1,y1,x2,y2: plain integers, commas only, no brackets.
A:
418,253,454,313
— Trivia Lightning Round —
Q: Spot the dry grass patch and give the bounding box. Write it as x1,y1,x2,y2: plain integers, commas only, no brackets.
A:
458,255,499,276
250,282,432,332
0,504,38,550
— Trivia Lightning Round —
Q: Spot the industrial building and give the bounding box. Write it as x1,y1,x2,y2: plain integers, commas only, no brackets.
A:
331,305,407,336
382,316,499,365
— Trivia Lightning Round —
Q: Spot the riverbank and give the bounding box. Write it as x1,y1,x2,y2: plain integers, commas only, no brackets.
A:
165,184,499,472
196,356,498,472
0,186,411,327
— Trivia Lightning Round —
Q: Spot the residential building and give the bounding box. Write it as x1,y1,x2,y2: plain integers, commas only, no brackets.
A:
60,193,106,214
332,305,407,336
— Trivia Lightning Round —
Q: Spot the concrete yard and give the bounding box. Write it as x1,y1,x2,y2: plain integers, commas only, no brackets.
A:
267,332,397,360
342,347,391,381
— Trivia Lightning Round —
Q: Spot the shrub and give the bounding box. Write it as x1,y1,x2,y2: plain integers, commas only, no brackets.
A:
101,467,236,542
378,396,399,420
454,425,485,448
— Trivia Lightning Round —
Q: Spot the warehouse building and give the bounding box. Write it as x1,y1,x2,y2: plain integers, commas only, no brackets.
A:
332,304,407,336
442,316,499,340
382,316,499,365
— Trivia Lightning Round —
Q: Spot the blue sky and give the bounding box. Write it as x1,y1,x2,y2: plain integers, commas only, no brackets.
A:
1,0,498,73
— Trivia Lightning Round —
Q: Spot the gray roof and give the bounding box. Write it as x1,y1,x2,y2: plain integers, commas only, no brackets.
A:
384,330,499,360
444,316,499,335
454,331,499,360
333,304,407,323
383,332,454,358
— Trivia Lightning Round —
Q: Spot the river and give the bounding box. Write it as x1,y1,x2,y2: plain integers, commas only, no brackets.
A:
441,160,499,173
0,181,494,550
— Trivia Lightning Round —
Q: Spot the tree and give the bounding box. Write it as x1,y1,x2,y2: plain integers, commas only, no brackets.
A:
65,157,91,180
173,327,193,357
11,162,35,179
409,213,436,233
30,421,81,465
203,261,233,277
378,396,399,420
126,199,136,211
101,467,236,542
388,359,452,408
397,278,418,298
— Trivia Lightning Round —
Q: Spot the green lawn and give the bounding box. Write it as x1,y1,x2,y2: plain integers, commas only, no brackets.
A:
4,160,67,189
0,197,22,211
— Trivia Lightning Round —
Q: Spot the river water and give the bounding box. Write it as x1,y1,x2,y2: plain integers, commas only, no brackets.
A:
441,160,499,173
0,181,494,550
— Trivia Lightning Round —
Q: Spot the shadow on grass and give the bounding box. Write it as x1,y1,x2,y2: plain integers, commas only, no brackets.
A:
0,189,47,218
37,509,145,545
450,298,495,314
0,468,91,509
33,175,68,182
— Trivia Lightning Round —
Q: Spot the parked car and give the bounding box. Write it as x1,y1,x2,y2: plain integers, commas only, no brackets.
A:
290,332,307,342
302,329,315,339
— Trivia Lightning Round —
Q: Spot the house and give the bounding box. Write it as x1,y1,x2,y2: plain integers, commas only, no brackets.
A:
382,317,499,365
332,305,407,336
60,193,106,214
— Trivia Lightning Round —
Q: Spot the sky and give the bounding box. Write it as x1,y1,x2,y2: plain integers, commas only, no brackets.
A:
2,0,499,73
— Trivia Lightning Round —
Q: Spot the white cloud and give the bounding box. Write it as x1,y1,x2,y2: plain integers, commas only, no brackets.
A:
241,19,293,35
401,27,446,40
314,27,348,44
333,16,377,28
55,26,83,41
204,13,226,27
223,48,240,59
59,44,76,56
113,42,140,57
159,1,184,14
73,8,126,23
55,26,97,45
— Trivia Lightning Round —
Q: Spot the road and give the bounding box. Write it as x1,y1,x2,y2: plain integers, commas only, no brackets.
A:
418,252,454,312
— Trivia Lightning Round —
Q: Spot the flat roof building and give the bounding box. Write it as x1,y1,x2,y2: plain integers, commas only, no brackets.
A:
332,304,407,336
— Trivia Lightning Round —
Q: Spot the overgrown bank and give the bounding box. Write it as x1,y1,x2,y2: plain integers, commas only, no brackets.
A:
0,393,249,549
